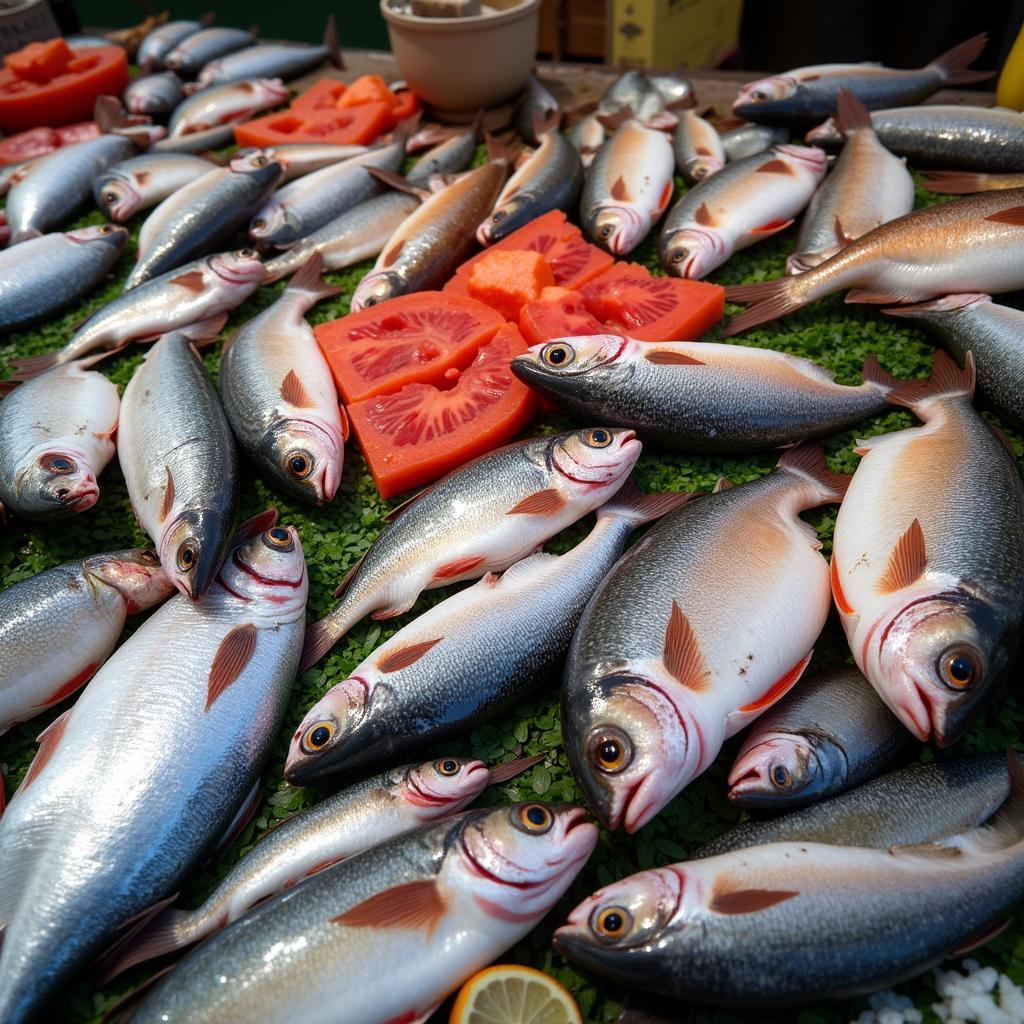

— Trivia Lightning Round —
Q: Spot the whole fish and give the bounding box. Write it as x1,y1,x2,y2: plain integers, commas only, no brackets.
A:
102,757,492,977
510,337,897,453
733,33,990,125
0,359,119,520
350,158,508,310
720,122,790,162
127,156,283,289
726,666,908,809
597,69,676,129
0,225,126,333
831,351,1024,746
163,26,257,76
0,549,173,733
220,256,346,504
7,250,265,378
196,16,342,87
477,122,583,244
168,78,287,138
94,152,220,220
569,112,605,168
119,330,240,599
287,484,688,784
233,142,369,183
129,804,597,1024
580,119,674,256
299,427,641,669
555,758,1024,1007
922,170,1024,194
724,189,1024,335
138,17,209,69
885,293,1024,430
701,753,1019,856
788,90,914,273
649,73,693,109
0,518,307,1024
673,109,725,184
124,71,184,117
513,72,560,145
659,144,826,279
563,442,848,832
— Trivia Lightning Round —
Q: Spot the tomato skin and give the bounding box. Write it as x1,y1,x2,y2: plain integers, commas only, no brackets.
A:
347,323,535,499
518,288,605,347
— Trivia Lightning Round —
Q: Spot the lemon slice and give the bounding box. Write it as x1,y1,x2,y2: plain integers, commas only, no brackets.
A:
450,964,583,1024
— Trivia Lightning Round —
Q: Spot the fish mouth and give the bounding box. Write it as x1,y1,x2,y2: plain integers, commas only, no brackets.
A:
895,678,934,742
56,480,99,512
553,431,639,487
232,549,305,590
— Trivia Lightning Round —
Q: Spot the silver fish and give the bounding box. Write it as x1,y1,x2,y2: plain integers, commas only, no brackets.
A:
569,112,605,168
0,358,119,520
232,142,369,183
513,72,560,145
151,123,236,152
138,18,209,69
119,330,240,599
649,73,693,109
124,71,184,117
129,804,597,1024
0,225,126,333
673,109,725,184
720,122,790,162
220,256,346,504
0,518,307,1024
598,69,676,129
405,114,481,181
726,665,909,809
163,26,257,76
168,78,287,138
94,152,220,221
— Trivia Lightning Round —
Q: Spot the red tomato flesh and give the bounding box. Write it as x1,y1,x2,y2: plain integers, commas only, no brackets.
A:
518,287,605,347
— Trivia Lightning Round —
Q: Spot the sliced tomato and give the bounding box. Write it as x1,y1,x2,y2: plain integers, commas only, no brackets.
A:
55,119,99,145
336,74,394,109
348,323,535,499
234,101,391,147
315,292,505,405
579,263,725,342
518,286,605,347
390,89,420,122
441,275,472,299
291,77,346,114
466,249,556,321
0,40,127,133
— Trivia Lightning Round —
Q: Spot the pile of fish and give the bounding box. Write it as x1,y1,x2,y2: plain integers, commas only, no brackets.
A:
1,14,1024,1024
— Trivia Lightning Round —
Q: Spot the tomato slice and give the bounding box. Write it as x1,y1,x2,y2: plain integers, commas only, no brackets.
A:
55,120,100,145
466,250,556,321
291,77,346,114
337,74,394,109
347,323,535,499
579,263,725,342
0,40,128,133
390,89,419,122
315,292,505,405
518,287,605,347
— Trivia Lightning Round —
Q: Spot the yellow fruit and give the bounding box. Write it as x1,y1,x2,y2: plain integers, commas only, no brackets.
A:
450,964,583,1024
997,24,1024,110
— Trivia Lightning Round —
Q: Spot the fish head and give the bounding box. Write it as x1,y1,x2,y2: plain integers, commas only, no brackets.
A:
96,177,142,220
231,148,272,173
804,118,841,147
400,757,490,819
209,248,266,291
731,75,800,117
66,223,129,252
545,427,641,499
13,449,99,518
685,155,725,182
585,205,647,256
261,419,343,506
249,201,290,244
219,524,308,605
521,334,632,379
350,271,407,312
230,151,283,189
82,548,175,612
252,77,289,105
659,226,729,279
476,195,538,245
160,506,238,600
726,732,833,807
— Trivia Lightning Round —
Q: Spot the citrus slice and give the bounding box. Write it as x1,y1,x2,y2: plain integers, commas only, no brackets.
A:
450,964,583,1024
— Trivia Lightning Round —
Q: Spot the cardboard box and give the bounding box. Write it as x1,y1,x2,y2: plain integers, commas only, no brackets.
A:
609,0,742,70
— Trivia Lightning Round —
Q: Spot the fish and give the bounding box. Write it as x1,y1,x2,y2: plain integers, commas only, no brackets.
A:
805,104,1024,172
673,109,725,185
94,152,220,221
726,665,909,809
127,156,283,289
127,803,597,1024
0,549,173,733
162,26,257,77
724,189,1024,335
138,17,210,70
510,336,898,453
921,170,1024,194
0,225,127,333
168,78,287,138
195,16,342,87
151,123,237,152
299,427,641,670
659,144,826,279
569,112,605,167
100,756,493,978
6,250,265,378
884,293,1024,431
124,71,184,117
350,157,508,310
0,516,307,1024
286,483,689,785
787,89,914,273
118,329,240,599
562,442,849,833
720,122,790,162
649,73,693,109
513,72,560,145
580,119,675,256
405,111,482,181
477,118,583,244
0,158,39,197
0,358,119,520
232,141,369,183
554,755,1024,1007
220,255,346,504
597,69,677,129
733,33,991,125
830,350,1024,746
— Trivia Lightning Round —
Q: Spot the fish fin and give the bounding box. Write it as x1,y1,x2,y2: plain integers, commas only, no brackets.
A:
734,650,812,717
710,883,799,914
949,917,1012,958
6,350,60,382
663,600,709,691
610,175,633,202
367,165,430,199
339,403,350,442
985,205,1024,226
596,107,634,131
755,158,795,176
749,217,793,235
18,709,72,794
920,171,991,195
180,313,228,348
694,201,717,227
206,624,259,712
330,879,449,934
830,556,854,615
645,110,679,130
96,905,194,984
298,616,341,672
776,440,850,503
431,554,486,580
485,131,522,167
332,552,367,596
209,780,263,860
878,519,927,594
487,751,547,783
280,369,316,409
495,551,559,587
712,477,732,492
169,270,206,293
323,13,343,69
288,253,343,304
722,277,805,335
377,637,443,673
100,964,178,1024
860,353,900,396
786,250,831,274
596,477,692,527
833,215,852,246
888,841,962,859
931,31,992,85
0,379,19,395
833,88,872,137
383,488,427,523
381,238,405,267
94,94,131,133
643,348,704,365
884,348,976,409
228,509,279,549
506,488,566,516
845,288,918,305
371,600,417,619
158,466,175,522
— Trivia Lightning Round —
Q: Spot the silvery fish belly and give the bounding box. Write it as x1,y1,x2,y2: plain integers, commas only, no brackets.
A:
168,78,287,138
95,153,220,221
0,523,307,1024
721,123,789,162
163,26,256,76
562,443,848,832
129,804,597,1024
830,351,1024,747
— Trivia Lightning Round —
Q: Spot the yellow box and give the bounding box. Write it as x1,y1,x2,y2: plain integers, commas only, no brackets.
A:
609,0,743,70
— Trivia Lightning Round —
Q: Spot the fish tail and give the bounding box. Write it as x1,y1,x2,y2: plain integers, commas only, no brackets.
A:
776,440,851,504
180,313,228,350
833,88,872,137
920,171,991,195
931,31,993,85
299,601,363,672
596,477,693,528
96,907,201,984
287,253,343,304
485,131,522,167
324,14,344,69
885,348,975,411
722,276,811,336
860,353,902,397
5,350,61,382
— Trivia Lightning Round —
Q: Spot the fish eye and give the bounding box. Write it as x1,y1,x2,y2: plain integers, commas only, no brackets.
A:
938,645,982,690
140,550,159,565
751,89,769,102
492,209,507,223
237,248,256,259
669,247,689,265
434,758,461,776
262,527,294,551
587,726,632,774
98,224,114,234
583,428,613,449
593,905,631,940
253,155,268,167
286,450,313,479
43,454,76,474
514,803,553,834
770,764,791,789
252,218,266,230
176,540,198,573
301,720,336,753
541,343,573,368
598,224,614,240
104,191,118,205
